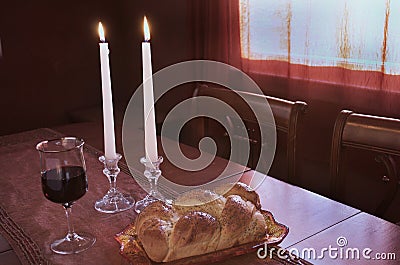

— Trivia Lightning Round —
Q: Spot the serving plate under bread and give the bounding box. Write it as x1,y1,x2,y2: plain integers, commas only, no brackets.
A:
115,208,288,265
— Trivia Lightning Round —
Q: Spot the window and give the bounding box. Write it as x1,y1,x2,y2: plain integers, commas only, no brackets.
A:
240,0,400,75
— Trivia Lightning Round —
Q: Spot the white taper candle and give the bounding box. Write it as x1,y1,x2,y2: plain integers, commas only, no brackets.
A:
142,16,158,162
98,22,117,159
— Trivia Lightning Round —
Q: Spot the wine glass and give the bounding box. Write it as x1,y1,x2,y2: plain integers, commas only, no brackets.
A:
36,137,96,254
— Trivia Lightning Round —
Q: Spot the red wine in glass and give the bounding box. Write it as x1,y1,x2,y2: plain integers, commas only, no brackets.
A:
41,166,87,206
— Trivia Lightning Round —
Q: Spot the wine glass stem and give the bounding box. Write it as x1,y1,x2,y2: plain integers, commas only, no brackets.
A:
64,206,75,240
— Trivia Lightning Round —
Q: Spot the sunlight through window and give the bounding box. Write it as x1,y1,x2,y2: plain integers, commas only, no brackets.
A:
240,0,400,74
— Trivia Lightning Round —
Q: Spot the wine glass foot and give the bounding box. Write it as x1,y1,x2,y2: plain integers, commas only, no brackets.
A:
94,189,135,213
50,232,96,254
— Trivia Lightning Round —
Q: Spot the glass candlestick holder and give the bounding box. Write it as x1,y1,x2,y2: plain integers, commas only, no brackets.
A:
95,153,135,213
134,156,167,213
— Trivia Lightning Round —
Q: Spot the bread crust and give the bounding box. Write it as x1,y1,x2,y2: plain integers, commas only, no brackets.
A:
214,182,261,209
135,183,266,262
166,211,220,261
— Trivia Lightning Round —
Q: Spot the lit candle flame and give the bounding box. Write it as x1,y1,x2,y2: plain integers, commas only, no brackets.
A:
144,16,150,41
98,22,105,42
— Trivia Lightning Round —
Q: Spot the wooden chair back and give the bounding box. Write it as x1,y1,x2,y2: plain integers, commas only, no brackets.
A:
330,110,400,217
193,84,307,183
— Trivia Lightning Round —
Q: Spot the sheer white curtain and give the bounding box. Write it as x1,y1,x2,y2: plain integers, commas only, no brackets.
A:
240,0,400,75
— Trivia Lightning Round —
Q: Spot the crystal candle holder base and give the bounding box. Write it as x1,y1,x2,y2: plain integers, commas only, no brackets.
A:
134,156,167,213
95,154,135,213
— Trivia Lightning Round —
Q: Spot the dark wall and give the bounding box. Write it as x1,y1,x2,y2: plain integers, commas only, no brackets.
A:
0,0,194,136
0,1,114,135
116,0,196,115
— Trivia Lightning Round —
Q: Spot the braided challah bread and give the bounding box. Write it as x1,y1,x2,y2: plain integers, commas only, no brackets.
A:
135,183,266,262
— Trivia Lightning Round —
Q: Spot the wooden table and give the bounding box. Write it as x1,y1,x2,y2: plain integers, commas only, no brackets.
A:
239,171,360,249
291,212,400,264
0,125,399,264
